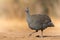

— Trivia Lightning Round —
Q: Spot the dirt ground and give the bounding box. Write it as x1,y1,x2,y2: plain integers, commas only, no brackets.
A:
0,17,60,40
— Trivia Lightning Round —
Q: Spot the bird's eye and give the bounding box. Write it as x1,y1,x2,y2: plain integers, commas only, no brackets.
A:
25,8,29,13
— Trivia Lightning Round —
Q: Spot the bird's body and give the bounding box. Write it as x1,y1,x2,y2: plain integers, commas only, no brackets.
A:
25,8,54,37
27,14,54,31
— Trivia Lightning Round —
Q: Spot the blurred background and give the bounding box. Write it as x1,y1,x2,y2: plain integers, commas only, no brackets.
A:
0,0,60,20
0,0,60,33
0,0,60,40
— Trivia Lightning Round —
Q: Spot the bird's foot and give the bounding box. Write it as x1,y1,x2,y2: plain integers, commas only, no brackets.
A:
36,35,43,38
36,35,40,37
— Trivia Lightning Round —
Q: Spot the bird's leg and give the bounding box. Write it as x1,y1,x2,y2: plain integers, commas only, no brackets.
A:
41,30,43,38
29,30,38,37
29,32,36,36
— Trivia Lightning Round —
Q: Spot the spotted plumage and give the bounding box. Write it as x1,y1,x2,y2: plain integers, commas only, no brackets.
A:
25,8,54,37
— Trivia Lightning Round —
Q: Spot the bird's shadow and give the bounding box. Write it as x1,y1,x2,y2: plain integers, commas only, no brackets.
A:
36,35,60,38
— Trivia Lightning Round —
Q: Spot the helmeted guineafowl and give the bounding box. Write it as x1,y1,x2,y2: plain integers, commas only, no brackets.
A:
25,8,54,37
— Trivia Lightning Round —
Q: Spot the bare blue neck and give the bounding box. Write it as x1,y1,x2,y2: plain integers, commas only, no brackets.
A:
25,8,31,23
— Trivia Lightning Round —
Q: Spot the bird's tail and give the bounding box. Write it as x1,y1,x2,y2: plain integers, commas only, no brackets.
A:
48,22,54,27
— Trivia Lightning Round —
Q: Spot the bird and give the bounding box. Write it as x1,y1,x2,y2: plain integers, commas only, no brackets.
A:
25,7,54,38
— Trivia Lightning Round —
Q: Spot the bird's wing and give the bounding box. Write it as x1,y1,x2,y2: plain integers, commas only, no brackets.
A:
43,15,52,23
31,14,52,24
31,15,43,24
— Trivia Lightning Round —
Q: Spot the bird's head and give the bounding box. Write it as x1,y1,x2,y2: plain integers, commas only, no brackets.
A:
25,7,30,14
